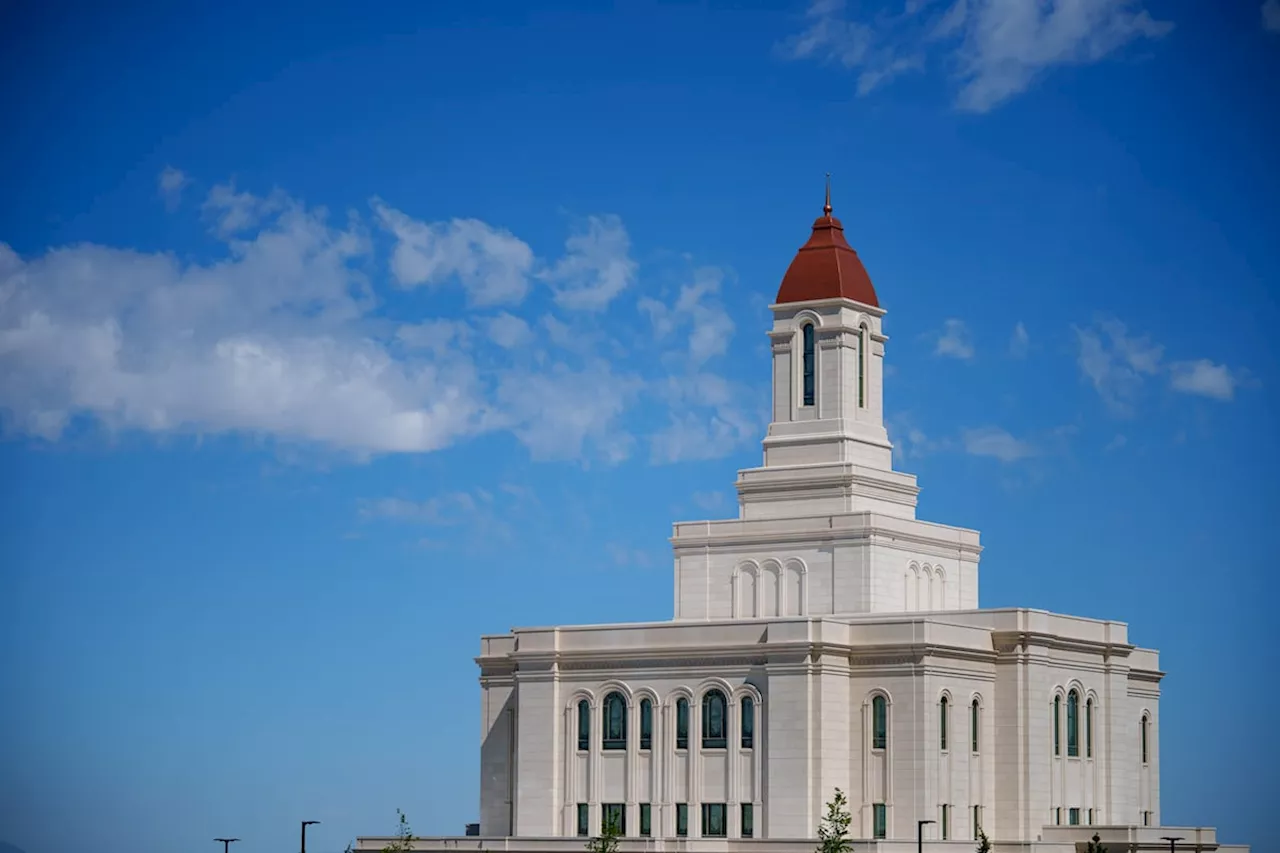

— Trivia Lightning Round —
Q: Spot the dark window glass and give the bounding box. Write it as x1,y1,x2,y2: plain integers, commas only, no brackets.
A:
1141,714,1149,764
639,804,651,837
676,804,688,837
702,690,727,749
639,698,653,750
872,695,887,749
676,698,689,750
577,700,590,751
741,804,754,838
857,326,866,408
1086,698,1094,758
602,692,627,750
940,696,949,751
576,804,588,837
1069,808,1080,826
1066,690,1079,757
1053,696,1061,756
971,698,980,753
700,804,726,837
601,804,625,836
741,697,755,749
873,804,886,839
802,323,816,407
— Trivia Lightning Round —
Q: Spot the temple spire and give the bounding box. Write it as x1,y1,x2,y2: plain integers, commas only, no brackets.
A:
823,172,832,217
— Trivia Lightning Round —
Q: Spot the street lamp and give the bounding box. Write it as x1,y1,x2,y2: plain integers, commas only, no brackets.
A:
215,838,240,853
302,820,321,853
1160,837,1184,853
918,819,936,853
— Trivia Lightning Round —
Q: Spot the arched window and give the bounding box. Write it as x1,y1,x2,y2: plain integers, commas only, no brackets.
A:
702,689,728,748
1086,698,1094,758
1066,690,1080,757
639,698,653,750
857,324,868,408
971,698,980,753
939,696,949,751
741,696,755,749
577,699,590,751
1141,714,1149,764
676,697,689,750
802,323,816,407
872,695,887,750
1053,695,1062,756
602,691,627,750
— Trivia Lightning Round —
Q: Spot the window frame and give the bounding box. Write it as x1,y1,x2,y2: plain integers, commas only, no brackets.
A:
601,803,625,836
873,803,887,839
639,698,653,751
676,803,689,837
971,698,980,753
576,804,588,837
872,695,888,750
1066,690,1079,757
602,692,627,751
741,803,754,838
700,803,727,838
939,696,949,752
1086,697,1094,758
1053,695,1062,756
801,322,816,408
1141,713,1150,764
639,803,651,837
701,689,728,749
740,696,755,749
577,700,590,752
676,698,690,750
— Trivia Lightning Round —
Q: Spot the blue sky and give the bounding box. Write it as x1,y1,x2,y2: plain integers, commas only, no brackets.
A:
1,1,1277,851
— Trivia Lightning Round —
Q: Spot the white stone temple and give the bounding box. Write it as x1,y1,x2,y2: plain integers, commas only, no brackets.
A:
357,194,1248,852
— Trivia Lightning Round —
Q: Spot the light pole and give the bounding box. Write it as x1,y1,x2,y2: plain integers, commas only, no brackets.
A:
302,820,321,853
1160,837,1184,853
918,818,936,853
215,838,240,853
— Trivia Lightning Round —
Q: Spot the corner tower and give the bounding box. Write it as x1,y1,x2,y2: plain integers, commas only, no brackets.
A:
736,187,920,521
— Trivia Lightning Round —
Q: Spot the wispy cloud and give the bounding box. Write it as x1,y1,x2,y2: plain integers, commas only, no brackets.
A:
1263,0,1280,33
934,318,975,360
157,166,188,211
1073,316,1244,413
779,0,1173,113
0,172,757,466
962,425,1038,462
1009,321,1029,358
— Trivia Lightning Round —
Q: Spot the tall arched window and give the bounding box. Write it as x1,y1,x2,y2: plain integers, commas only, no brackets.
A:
872,695,888,750
802,323,816,407
1066,690,1080,757
939,696,949,751
639,698,653,750
1086,698,1094,758
577,699,590,751
702,690,728,748
857,324,868,408
741,696,755,749
676,697,690,750
1053,695,1062,756
602,691,627,750
971,698,980,753
1141,714,1149,764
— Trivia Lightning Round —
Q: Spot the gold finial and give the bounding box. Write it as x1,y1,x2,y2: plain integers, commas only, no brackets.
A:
823,172,833,216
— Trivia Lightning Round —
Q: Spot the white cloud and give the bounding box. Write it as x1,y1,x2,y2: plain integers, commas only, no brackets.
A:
1073,317,1242,413
485,312,533,349
157,167,188,210
934,318,975,360
780,0,1173,113
373,200,534,307
359,492,478,525
1263,0,1280,33
1104,433,1127,452
1,176,762,468
1169,359,1237,401
691,490,727,512
1072,317,1163,415
1009,320,1029,358
639,267,736,366
962,425,1037,462
540,215,637,311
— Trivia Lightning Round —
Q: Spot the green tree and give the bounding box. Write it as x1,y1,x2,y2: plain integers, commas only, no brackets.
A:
1085,834,1108,853
381,810,415,853
816,789,854,853
974,827,991,853
586,812,622,853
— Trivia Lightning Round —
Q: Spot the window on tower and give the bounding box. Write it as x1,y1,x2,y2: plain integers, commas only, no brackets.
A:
577,699,590,751
802,322,816,407
872,694,887,750
602,691,627,750
702,689,727,749
1067,690,1079,757
858,324,868,408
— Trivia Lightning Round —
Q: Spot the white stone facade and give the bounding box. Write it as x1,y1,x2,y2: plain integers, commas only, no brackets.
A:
357,289,1248,853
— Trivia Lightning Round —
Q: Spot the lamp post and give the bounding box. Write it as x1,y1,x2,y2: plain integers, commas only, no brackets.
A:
1160,837,1184,853
302,820,321,853
215,838,240,853
918,819,936,853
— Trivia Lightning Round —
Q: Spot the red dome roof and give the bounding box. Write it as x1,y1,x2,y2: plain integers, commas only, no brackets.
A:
775,190,879,308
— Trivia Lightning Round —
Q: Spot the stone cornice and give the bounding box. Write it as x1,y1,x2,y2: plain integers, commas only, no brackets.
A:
992,630,1138,662
672,521,982,560
769,297,886,319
